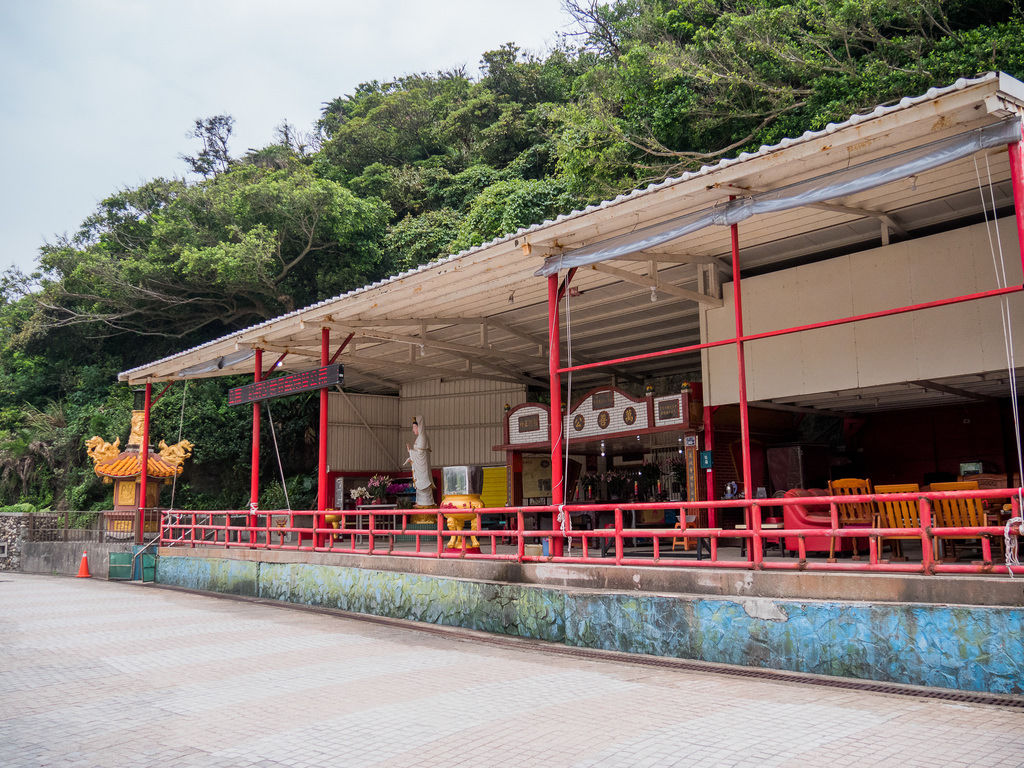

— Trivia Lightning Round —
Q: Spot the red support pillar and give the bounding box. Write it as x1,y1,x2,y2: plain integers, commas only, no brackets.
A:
249,349,262,544
730,215,753,501
731,215,758,563
1008,136,1024,274
318,327,330,513
703,404,716,528
1004,135,1024,484
137,381,152,545
548,273,565,556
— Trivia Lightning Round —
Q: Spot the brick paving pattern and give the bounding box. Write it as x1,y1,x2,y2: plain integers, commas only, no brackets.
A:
1,572,1022,767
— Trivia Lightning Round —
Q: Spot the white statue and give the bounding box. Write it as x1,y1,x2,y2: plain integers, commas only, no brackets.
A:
405,415,435,507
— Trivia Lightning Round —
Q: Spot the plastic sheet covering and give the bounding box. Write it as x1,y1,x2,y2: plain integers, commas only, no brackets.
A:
176,348,255,376
536,118,1023,277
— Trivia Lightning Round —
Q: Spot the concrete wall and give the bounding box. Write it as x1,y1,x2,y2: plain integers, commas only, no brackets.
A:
157,551,1024,695
21,541,139,579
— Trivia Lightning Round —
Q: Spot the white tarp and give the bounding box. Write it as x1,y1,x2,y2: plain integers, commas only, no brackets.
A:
537,118,1022,277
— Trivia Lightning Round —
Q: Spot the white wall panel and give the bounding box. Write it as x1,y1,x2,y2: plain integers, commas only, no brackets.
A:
400,379,527,466
326,392,401,471
705,218,1024,405
324,382,528,472
848,245,916,386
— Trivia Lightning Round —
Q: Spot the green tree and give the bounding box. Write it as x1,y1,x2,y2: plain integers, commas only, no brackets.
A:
553,0,1024,193
29,163,391,344
385,208,465,271
181,115,235,178
451,177,580,250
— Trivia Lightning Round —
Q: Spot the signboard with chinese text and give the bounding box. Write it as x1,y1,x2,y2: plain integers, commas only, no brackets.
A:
228,364,343,405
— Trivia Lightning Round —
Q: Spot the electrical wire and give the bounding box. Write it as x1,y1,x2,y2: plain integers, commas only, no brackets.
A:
975,153,1024,572
168,380,188,512
265,401,291,511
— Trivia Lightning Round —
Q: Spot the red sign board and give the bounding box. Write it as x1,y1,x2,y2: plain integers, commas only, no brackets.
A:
228,364,343,406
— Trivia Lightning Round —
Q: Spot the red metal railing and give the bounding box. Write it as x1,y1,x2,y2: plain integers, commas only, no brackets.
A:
160,486,1024,575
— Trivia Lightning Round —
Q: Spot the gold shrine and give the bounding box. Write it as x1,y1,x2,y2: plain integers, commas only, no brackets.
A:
86,401,193,532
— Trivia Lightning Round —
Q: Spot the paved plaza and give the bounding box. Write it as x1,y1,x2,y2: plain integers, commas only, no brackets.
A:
1,573,1023,768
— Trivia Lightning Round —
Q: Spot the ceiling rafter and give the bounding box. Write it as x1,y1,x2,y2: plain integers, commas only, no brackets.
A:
716,182,909,238
611,251,732,274
249,329,546,387
319,320,547,367
911,379,999,403
308,322,548,387
238,340,319,360
329,315,543,350
589,263,724,307
342,351,530,387
331,304,649,386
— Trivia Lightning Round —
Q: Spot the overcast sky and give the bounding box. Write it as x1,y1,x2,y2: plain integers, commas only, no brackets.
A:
0,0,575,276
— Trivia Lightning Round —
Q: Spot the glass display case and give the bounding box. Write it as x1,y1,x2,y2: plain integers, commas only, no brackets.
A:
442,465,483,497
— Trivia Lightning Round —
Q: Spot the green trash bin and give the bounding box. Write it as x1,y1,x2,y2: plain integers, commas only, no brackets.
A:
108,553,132,580
107,551,156,581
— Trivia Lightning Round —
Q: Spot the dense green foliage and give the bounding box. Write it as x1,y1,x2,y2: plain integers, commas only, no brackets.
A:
2,0,1022,512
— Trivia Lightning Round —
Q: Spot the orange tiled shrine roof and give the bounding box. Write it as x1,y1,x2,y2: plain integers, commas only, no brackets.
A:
94,451,181,480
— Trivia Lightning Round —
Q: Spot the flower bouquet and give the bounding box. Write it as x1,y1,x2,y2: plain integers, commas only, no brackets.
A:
366,474,392,503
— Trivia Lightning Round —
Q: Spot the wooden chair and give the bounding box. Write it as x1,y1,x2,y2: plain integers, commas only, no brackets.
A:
960,473,1008,489
874,483,920,560
930,480,987,560
827,478,876,559
672,509,714,559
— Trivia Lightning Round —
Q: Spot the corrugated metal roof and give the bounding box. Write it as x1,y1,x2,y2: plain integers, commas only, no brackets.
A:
119,73,1005,383
116,72,1024,417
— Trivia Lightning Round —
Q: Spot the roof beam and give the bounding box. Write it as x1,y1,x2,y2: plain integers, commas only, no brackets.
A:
760,400,858,419
331,315,544,350
611,251,731,273
238,341,320,360
331,364,401,391
480,315,642,384
810,201,908,238
253,328,548,387
319,321,547,367
312,323,549,387
716,183,909,238
344,351,538,387
589,263,724,307
911,379,999,404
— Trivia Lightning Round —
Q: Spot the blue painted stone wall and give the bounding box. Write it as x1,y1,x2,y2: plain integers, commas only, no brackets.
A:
157,556,1024,695
158,554,260,597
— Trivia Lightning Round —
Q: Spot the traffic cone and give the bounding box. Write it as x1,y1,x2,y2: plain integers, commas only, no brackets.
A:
76,551,91,578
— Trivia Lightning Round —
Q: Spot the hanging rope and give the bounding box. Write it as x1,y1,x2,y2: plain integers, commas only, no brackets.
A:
975,154,1024,572
265,401,291,511
1004,517,1024,575
168,380,188,512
